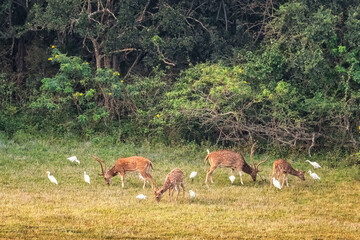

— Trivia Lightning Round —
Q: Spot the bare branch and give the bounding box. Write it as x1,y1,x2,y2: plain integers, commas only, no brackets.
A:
88,8,117,20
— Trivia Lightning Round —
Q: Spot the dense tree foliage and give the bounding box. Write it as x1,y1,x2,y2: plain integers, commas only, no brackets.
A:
1,0,359,154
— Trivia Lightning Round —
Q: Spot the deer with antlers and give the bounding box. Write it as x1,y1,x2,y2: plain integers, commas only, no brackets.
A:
93,155,156,189
204,143,268,185
154,168,185,202
271,159,305,188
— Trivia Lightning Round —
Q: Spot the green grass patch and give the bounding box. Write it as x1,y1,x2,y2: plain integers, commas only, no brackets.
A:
0,134,359,239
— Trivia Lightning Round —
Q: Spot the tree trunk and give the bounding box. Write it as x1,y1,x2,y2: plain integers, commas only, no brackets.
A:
15,37,26,85
90,37,102,69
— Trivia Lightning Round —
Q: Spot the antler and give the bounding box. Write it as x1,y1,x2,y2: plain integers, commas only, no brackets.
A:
256,156,269,170
250,142,256,168
92,155,107,176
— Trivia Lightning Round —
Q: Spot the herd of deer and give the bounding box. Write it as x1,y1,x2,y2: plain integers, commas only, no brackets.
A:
93,143,319,202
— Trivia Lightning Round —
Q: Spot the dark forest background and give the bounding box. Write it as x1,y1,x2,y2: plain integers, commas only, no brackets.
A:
1,0,360,155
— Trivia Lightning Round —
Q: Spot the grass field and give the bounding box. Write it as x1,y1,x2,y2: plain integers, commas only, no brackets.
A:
1,133,360,239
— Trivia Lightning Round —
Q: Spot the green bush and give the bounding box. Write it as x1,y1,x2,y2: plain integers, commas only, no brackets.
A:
29,49,124,137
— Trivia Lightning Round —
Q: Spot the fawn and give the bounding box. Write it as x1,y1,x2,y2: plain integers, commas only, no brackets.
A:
154,168,185,202
271,159,305,187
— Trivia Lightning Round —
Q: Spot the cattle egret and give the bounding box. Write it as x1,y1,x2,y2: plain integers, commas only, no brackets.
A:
189,190,195,199
136,194,147,200
272,177,282,189
308,170,320,180
67,156,80,164
189,171,197,182
47,171,58,185
84,171,90,184
229,175,236,184
305,160,321,169
207,149,210,154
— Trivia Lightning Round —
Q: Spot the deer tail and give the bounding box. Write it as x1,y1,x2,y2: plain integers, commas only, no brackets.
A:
204,155,210,164
145,162,154,174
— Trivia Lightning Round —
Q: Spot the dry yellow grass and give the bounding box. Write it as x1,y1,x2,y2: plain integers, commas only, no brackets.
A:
0,135,359,239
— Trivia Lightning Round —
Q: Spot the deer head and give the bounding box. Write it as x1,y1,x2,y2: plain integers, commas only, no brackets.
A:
154,189,163,202
297,169,306,181
93,156,116,185
249,143,268,181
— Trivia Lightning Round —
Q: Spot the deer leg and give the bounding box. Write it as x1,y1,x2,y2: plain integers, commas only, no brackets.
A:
281,174,286,188
175,185,180,201
171,187,176,201
168,188,172,202
146,173,156,189
205,166,217,185
181,183,185,198
270,170,275,187
142,179,146,189
277,172,281,183
138,172,147,189
238,171,244,185
120,174,125,188
285,175,289,187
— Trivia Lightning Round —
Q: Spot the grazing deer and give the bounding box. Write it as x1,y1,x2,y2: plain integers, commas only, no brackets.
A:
93,155,156,189
271,159,305,187
154,168,185,202
204,143,268,185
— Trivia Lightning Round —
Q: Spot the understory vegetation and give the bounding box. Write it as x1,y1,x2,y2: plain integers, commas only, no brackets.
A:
0,134,359,239
1,0,360,156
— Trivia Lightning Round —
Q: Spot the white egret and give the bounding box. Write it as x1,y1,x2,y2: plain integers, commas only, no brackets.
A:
272,177,282,190
47,171,58,185
189,171,197,182
67,156,80,164
229,175,235,184
136,194,147,200
189,190,195,199
305,160,321,169
207,149,210,154
84,171,90,184
308,170,320,180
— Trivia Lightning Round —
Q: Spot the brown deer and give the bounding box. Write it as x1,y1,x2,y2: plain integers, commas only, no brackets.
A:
204,143,268,185
271,159,305,187
93,155,156,189
154,168,185,202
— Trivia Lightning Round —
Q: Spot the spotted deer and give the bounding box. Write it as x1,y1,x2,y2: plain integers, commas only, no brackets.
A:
93,155,156,189
204,143,268,185
271,159,305,187
154,168,185,202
